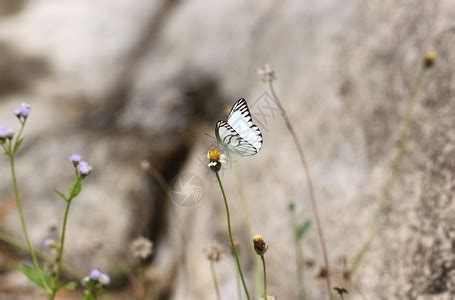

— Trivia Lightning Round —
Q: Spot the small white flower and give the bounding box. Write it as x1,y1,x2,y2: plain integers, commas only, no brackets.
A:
219,153,227,164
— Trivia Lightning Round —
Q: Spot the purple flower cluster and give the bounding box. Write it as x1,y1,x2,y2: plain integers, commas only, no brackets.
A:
13,103,31,121
77,161,93,176
69,153,82,164
69,153,93,177
43,238,57,249
82,268,110,286
0,126,14,141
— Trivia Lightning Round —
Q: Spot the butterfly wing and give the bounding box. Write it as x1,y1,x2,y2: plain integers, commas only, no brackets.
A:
225,98,263,153
215,121,258,156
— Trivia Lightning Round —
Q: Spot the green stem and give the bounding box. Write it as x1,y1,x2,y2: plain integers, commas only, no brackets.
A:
0,231,27,251
9,154,51,293
268,81,332,299
290,208,305,300
350,67,427,274
234,264,242,300
9,151,49,292
260,255,267,299
50,195,74,299
50,175,83,299
210,261,222,300
234,163,260,297
13,121,26,149
215,172,251,300
0,231,78,278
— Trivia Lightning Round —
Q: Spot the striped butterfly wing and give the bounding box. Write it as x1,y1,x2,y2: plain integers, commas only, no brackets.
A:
215,121,258,156
215,98,263,156
226,98,262,153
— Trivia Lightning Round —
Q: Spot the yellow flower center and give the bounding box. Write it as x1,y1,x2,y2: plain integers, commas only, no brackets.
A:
425,51,437,62
208,148,221,161
253,234,264,242
424,51,437,68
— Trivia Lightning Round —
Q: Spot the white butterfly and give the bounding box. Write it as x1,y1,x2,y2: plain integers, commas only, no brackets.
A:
215,98,263,156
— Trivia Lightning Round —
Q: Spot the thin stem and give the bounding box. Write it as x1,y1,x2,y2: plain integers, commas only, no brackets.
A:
234,264,242,300
260,255,267,299
290,208,306,299
0,231,78,278
267,81,332,299
50,195,74,299
235,163,260,298
215,172,251,300
350,67,427,274
210,261,222,300
50,174,83,299
9,154,51,293
13,121,26,148
138,265,147,300
0,231,28,251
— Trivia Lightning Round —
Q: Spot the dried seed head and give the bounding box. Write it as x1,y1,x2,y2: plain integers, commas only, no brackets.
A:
257,64,276,83
253,234,268,256
204,242,224,262
130,236,154,260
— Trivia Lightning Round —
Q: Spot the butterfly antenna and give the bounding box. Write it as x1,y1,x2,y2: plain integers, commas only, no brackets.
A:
204,133,216,140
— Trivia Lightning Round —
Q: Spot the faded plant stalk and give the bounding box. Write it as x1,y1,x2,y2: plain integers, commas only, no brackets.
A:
259,65,332,299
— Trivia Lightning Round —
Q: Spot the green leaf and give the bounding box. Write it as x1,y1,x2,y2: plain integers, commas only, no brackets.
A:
1,142,9,155
54,189,67,202
12,137,24,154
295,220,312,240
16,264,51,290
83,290,97,300
59,281,77,291
69,177,83,199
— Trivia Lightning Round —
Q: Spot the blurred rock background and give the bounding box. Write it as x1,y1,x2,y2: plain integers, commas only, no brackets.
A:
0,0,453,299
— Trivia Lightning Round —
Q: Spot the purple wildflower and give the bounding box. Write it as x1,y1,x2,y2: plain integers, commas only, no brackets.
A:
89,268,102,280
69,153,82,164
13,103,31,120
99,274,110,285
44,238,55,249
83,268,110,286
0,126,14,141
77,161,93,176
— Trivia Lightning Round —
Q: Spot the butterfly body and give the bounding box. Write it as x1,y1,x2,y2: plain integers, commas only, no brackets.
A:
215,99,263,156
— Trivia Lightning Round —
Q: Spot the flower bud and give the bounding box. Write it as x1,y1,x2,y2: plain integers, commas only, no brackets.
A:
0,126,14,143
253,234,268,256
423,51,437,69
12,103,31,122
